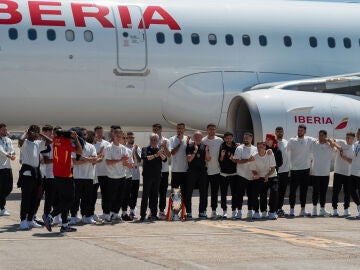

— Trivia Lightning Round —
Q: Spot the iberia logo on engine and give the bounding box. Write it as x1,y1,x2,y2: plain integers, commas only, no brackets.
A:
294,116,348,130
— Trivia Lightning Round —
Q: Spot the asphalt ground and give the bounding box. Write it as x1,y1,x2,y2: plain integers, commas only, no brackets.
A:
0,148,359,270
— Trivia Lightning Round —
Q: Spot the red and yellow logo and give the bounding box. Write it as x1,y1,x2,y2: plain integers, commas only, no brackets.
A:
335,117,349,130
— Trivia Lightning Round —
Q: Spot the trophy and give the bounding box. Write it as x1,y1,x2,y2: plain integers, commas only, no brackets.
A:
166,188,186,221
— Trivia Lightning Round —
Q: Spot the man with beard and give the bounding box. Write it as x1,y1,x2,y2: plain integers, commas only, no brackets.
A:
233,132,257,219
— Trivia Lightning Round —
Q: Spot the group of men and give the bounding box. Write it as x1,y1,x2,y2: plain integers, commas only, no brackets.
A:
1,121,360,233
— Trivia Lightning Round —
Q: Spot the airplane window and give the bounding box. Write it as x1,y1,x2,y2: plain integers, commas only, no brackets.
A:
47,29,56,41
242,35,251,46
259,35,267,46
174,33,182,44
344,38,351,49
208,34,217,45
328,37,336,48
28,29,37,41
65,30,75,41
284,36,292,47
84,30,93,42
191,33,200,45
225,34,234,46
309,36,317,48
156,32,165,44
8,28,18,40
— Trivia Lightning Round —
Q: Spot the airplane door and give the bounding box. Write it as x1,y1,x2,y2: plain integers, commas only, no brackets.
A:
113,6,148,75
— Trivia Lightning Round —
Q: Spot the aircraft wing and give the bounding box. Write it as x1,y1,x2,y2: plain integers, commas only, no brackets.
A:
248,72,360,97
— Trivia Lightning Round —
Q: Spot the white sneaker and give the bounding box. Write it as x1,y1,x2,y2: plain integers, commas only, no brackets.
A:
247,210,253,219
312,206,318,216
232,210,237,219
222,210,228,219
261,211,267,218
319,208,330,217
252,212,260,219
268,212,278,220
19,220,29,230
28,220,42,228
344,208,351,216
0,208,10,216
299,209,311,217
332,209,339,217
235,210,242,219
83,216,96,224
53,214,62,225
289,208,295,216
92,214,103,222
69,217,77,225
76,214,82,222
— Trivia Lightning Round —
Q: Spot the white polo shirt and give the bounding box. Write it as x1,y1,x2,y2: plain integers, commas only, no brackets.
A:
202,136,223,175
234,144,257,180
169,135,188,173
104,143,127,179
310,141,334,176
125,144,141,181
158,136,170,173
277,139,289,173
334,139,353,176
21,139,46,176
0,136,14,169
125,147,134,179
351,141,360,177
250,153,277,178
42,145,54,179
73,142,97,180
94,139,111,177
287,136,316,170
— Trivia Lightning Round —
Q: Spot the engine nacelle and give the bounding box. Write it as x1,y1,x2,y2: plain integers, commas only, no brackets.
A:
227,89,360,143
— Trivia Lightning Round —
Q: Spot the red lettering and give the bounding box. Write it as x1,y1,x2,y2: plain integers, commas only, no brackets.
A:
140,6,180,30
118,6,132,29
28,1,65,26
294,116,297,123
299,116,305,123
71,3,114,28
325,117,333,124
306,116,312,124
314,117,320,124
0,0,22,24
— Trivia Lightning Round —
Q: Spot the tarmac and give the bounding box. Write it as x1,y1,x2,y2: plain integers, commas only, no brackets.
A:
0,146,360,270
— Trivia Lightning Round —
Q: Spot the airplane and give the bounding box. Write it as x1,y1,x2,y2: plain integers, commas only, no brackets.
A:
1,0,360,143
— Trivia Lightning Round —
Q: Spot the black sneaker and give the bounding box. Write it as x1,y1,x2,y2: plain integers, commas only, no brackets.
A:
121,214,132,221
186,214,192,220
150,216,159,221
60,226,77,233
277,209,285,217
42,213,52,232
139,216,145,222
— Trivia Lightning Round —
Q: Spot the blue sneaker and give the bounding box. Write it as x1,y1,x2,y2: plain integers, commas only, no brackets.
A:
42,214,52,232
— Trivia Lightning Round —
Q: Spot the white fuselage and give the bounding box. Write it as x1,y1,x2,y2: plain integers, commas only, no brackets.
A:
1,0,360,133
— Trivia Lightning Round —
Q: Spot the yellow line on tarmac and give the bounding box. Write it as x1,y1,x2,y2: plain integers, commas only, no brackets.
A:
0,232,234,242
200,220,356,248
